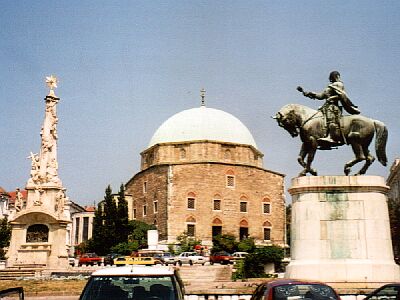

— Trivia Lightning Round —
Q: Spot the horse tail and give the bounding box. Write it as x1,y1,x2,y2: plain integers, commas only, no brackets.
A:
374,120,388,166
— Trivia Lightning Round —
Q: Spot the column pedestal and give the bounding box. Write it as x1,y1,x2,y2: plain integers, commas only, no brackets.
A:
285,175,400,282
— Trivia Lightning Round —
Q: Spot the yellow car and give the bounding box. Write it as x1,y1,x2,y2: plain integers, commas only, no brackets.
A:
113,256,157,266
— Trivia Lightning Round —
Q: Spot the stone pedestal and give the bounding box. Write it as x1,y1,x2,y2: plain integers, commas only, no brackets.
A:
285,175,400,282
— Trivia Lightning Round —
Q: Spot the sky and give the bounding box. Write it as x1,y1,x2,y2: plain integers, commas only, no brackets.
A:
1,1,399,206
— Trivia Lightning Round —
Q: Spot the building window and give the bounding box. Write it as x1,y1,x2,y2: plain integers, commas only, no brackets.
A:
153,200,158,213
213,199,221,211
264,227,271,241
187,198,195,210
240,201,247,213
143,182,147,194
239,227,249,240
263,203,271,214
83,217,89,242
143,205,147,216
75,218,80,244
133,208,137,219
187,224,195,237
212,226,222,237
26,224,49,243
226,175,235,188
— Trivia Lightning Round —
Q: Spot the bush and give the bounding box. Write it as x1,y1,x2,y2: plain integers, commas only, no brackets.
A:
211,234,238,254
242,245,284,278
111,241,139,255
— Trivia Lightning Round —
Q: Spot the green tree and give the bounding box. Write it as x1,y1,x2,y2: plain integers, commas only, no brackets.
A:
128,220,156,249
176,231,202,253
211,234,238,254
87,200,107,255
116,184,129,244
111,241,139,255
103,185,118,249
0,217,11,260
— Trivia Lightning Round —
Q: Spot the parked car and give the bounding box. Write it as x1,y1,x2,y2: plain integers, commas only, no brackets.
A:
68,256,76,266
364,283,400,300
78,253,103,266
114,256,159,266
103,253,119,266
79,265,185,300
159,252,176,265
209,251,234,265
250,279,341,300
232,252,248,260
174,252,208,266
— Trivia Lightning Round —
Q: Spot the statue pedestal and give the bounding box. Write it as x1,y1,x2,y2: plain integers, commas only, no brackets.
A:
285,175,400,282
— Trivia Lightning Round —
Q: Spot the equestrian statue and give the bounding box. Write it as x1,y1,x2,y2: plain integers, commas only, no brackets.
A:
274,71,388,176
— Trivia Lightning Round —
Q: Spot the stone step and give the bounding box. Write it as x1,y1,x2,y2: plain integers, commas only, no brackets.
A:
178,265,232,282
0,269,36,280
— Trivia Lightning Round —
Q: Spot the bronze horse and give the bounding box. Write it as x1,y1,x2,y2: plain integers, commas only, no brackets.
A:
274,104,388,176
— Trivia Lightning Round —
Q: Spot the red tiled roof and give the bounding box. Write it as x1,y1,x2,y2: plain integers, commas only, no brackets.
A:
84,206,96,212
7,190,28,204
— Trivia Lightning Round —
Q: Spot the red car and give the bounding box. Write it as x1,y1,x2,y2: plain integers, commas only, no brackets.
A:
209,251,234,265
78,253,103,266
250,279,341,300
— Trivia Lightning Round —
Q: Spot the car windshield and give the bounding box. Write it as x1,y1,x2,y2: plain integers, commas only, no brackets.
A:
273,284,339,300
80,275,180,300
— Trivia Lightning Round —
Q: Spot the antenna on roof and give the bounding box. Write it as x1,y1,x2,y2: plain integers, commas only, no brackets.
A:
200,88,206,106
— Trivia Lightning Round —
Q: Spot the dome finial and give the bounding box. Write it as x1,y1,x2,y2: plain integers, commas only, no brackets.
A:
200,88,206,106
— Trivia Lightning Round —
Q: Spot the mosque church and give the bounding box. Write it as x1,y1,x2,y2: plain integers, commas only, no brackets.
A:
125,92,286,248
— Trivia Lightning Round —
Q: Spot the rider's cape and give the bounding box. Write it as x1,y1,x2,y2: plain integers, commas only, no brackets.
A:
329,83,360,115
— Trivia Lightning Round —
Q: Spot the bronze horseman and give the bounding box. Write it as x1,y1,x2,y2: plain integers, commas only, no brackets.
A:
274,71,387,176
297,71,360,147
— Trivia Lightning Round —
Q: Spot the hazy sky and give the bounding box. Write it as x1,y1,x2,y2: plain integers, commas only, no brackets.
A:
1,1,399,205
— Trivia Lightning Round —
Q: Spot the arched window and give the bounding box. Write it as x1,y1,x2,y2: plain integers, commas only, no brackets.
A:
226,170,235,188
186,216,196,237
26,224,49,243
239,219,249,240
263,221,272,241
213,194,222,211
187,192,196,210
262,197,271,214
212,218,222,237
240,196,248,213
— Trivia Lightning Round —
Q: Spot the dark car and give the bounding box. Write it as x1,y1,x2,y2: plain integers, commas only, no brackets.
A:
103,253,119,266
364,283,400,300
250,279,341,300
209,251,234,265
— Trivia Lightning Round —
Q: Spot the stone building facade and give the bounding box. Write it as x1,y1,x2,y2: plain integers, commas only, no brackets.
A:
125,105,286,247
387,158,400,203
70,205,95,254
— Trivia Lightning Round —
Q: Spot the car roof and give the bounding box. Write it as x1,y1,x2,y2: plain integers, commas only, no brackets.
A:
91,266,176,276
265,279,330,288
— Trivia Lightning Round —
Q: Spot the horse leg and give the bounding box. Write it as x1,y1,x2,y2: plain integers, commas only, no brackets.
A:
297,144,307,168
344,142,365,175
305,139,318,176
356,147,375,175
